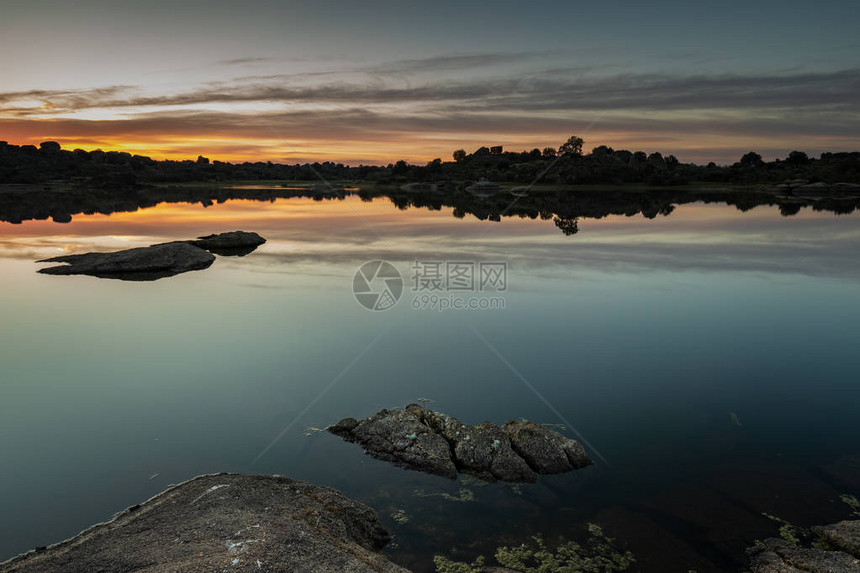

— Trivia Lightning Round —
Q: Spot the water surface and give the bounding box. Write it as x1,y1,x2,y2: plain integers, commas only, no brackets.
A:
1,191,859,571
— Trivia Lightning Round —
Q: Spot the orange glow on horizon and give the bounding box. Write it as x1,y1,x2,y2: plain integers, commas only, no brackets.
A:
4,123,859,166
1,120,783,166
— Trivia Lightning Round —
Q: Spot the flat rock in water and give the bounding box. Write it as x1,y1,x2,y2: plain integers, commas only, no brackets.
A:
328,404,592,483
190,231,266,256
0,473,408,573
747,520,860,573
37,242,215,280
36,231,267,280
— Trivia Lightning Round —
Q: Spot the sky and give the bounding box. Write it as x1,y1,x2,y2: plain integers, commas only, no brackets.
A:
1,0,859,165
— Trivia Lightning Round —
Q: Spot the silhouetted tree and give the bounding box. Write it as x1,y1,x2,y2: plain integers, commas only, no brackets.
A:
453,149,466,162
665,155,679,170
542,147,558,158
787,150,809,166
648,152,666,169
779,203,803,216
39,141,61,153
558,136,584,156
554,216,579,235
739,151,764,168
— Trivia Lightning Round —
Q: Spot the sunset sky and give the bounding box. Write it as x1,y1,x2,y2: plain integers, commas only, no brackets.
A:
1,0,859,165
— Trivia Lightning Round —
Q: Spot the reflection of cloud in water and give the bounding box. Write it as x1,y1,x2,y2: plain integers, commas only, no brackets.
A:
242,234,860,281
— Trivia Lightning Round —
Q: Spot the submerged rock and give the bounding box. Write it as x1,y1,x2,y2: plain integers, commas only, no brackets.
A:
0,473,408,573
190,231,266,256
37,242,215,280
747,519,860,572
329,404,592,483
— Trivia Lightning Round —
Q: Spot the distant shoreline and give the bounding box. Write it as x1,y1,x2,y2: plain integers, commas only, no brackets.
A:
3,141,859,191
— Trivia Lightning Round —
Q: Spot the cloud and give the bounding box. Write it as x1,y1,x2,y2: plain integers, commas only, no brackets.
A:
208,214,860,281
3,104,856,145
368,51,559,74
5,65,860,117
218,57,272,66
2,56,859,163
0,85,135,109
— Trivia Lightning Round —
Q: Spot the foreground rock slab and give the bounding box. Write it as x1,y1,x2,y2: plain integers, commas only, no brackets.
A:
814,520,860,558
37,231,265,280
329,404,592,483
747,519,860,572
0,473,408,573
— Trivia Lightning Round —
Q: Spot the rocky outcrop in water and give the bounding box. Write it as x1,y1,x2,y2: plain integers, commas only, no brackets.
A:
37,242,216,280
747,519,860,572
190,231,266,256
36,231,265,280
328,404,592,483
0,473,408,573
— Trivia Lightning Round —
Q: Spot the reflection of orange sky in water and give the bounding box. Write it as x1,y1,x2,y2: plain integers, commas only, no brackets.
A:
0,195,851,256
2,195,858,283
0,197,389,239
0,195,847,234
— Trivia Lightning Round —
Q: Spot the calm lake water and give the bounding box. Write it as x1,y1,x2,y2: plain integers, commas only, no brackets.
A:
1,189,859,571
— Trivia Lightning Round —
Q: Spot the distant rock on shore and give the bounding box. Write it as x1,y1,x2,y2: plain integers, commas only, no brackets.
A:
36,231,265,280
0,473,408,573
773,180,860,195
328,404,592,483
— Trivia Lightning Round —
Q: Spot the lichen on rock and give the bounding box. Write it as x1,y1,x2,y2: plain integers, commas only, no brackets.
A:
433,525,635,573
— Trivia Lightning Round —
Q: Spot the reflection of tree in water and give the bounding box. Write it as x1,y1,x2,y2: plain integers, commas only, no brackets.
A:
779,203,803,217
388,187,860,237
553,217,579,236
2,184,858,235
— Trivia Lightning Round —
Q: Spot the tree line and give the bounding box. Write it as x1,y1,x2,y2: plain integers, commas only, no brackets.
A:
1,137,858,188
